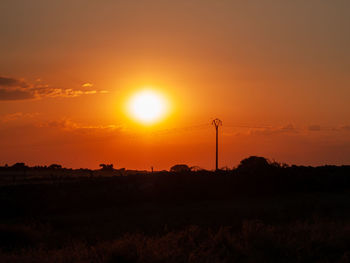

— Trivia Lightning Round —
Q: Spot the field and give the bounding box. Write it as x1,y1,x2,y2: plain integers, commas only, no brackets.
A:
1,161,350,262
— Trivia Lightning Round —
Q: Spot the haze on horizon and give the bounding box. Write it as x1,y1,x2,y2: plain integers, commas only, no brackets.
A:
0,0,349,170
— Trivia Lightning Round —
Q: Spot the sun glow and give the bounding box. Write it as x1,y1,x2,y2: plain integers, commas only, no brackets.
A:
127,89,169,124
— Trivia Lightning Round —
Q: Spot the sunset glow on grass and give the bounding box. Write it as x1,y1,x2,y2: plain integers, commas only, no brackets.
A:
127,89,169,124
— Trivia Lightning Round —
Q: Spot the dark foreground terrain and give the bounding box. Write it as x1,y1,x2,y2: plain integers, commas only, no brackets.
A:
1,157,350,262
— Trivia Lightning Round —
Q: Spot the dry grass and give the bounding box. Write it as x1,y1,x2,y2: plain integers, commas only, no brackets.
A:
1,220,350,263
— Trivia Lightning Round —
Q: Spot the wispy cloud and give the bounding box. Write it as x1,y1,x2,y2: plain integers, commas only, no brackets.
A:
0,77,25,87
0,112,39,122
0,76,34,100
308,125,321,131
40,118,122,133
82,82,93,88
0,76,108,101
247,123,297,136
0,89,34,100
339,125,350,132
223,123,350,137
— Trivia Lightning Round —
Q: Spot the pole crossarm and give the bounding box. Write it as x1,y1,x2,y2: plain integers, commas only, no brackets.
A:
212,118,222,128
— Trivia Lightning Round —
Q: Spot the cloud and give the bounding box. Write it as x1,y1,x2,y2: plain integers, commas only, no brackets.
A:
40,118,121,133
340,125,350,131
308,125,321,131
84,90,97,94
0,76,108,101
279,124,296,132
248,123,297,136
0,114,124,141
0,76,27,87
0,88,35,100
0,112,39,122
82,83,93,88
0,76,34,100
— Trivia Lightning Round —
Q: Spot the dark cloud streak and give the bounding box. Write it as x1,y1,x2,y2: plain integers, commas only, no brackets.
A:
308,125,321,131
0,76,33,101
0,76,26,87
0,76,106,101
0,89,34,100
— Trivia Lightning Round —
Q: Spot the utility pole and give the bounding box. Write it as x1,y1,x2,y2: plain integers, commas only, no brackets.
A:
212,118,222,171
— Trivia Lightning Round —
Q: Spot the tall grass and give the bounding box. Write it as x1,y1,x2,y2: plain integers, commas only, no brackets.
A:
1,220,349,263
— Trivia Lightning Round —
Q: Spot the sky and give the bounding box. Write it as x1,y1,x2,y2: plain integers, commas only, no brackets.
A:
0,0,350,170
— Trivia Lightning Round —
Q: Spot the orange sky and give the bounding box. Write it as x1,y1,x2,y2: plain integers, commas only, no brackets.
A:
1,0,350,170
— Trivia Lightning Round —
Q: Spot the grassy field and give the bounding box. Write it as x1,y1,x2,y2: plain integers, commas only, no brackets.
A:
1,165,350,262
1,220,350,263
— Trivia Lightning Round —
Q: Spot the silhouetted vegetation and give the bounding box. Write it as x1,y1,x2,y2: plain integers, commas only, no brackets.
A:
1,220,350,263
48,164,62,169
170,164,191,173
1,156,350,262
100,163,115,171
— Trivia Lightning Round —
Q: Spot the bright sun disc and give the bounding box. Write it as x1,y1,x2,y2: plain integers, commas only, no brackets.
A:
127,90,168,124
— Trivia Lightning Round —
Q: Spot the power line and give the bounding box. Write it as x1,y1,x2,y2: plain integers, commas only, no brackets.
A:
224,124,273,129
150,123,209,135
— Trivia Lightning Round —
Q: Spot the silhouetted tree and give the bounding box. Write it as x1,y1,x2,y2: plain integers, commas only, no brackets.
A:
49,164,62,169
11,163,27,170
270,161,289,168
170,164,191,173
99,164,114,171
220,166,232,171
236,156,271,175
190,166,205,172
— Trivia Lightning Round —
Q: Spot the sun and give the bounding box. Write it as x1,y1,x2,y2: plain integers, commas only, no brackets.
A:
127,89,169,124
